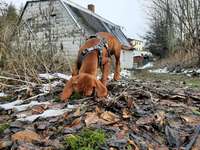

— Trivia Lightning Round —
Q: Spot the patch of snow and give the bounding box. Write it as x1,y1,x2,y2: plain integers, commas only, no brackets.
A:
52,73,71,80
121,70,131,78
39,73,71,80
0,100,23,110
0,92,7,97
108,70,131,80
149,67,169,74
138,62,154,69
196,69,200,73
186,74,192,77
17,106,76,122
39,73,55,80
13,101,50,112
40,81,62,93
67,104,77,109
108,73,114,80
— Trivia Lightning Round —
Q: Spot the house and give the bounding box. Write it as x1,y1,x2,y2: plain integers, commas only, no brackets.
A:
17,0,131,65
128,38,143,51
121,38,153,69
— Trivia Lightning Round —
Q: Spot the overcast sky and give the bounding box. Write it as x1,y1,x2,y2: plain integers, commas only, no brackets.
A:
6,0,148,40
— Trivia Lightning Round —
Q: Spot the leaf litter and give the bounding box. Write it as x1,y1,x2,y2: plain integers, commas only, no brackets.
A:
0,73,200,149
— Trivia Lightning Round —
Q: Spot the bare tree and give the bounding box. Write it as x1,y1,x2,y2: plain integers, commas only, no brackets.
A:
145,0,200,66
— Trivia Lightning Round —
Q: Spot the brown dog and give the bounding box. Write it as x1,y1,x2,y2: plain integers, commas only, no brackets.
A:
60,37,108,101
60,73,107,102
60,32,133,101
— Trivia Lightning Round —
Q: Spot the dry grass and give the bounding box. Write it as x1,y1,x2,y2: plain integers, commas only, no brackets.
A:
134,70,200,89
155,48,200,69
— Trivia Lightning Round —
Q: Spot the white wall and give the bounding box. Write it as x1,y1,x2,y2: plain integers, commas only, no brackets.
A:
120,50,133,69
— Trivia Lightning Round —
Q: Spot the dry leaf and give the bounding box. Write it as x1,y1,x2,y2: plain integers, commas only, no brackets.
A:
128,139,139,150
181,115,200,126
32,105,45,114
192,135,200,150
85,112,100,126
100,111,119,123
122,108,131,119
73,107,81,116
71,117,81,127
136,116,154,125
95,106,102,114
11,130,41,143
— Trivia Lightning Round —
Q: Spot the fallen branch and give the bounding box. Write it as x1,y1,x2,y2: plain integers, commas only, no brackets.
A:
0,82,17,88
0,75,37,86
24,93,48,102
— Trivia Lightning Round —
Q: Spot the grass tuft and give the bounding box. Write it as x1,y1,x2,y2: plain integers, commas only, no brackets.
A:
0,123,10,134
65,128,106,150
70,91,82,100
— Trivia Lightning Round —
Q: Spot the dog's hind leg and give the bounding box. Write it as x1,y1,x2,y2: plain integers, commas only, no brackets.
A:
113,53,121,81
101,61,110,86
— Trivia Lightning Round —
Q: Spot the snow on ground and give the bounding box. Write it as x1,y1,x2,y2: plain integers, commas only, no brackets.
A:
39,73,71,80
138,62,154,69
39,71,132,82
40,81,62,93
13,101,51,112
149,67,169,74
0,92,7,97
149,67,200,77
52,73,71,80
0,100,24,110
108,70,131,80
38,73,55,80
17,106,77,123
0,100,50,112
197,69,200,73
121,70,131,77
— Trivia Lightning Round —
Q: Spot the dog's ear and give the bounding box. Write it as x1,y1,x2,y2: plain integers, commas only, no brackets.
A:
95,80,108,98
60,78,74,102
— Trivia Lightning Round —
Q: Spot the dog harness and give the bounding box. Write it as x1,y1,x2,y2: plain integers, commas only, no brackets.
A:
78,35,109,69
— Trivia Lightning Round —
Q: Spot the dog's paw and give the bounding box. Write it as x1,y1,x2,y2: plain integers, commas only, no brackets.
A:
113,75,120,81
59,93,69,102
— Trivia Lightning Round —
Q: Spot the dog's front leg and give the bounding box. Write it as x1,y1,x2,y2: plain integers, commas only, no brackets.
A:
101,60,110,86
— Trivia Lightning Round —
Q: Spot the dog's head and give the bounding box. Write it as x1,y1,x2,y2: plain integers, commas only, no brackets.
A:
72,73,107,97
60,73,107,102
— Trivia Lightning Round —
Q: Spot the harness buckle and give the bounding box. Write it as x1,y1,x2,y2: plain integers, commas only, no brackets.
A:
82,49,89,55
104,43,108,49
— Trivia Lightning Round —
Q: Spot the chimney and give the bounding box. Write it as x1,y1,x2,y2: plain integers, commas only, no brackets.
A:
88,4,95,13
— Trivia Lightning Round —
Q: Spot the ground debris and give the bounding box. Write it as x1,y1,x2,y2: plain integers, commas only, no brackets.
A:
0,74,200,149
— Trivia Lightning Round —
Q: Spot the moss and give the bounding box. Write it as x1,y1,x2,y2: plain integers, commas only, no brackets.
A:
70,91,82,100
0,123,10,134
65,128,106,150
192,108,200,116
0,96,13,102
127,144,133,150
186,80,200,89
53,96,61,102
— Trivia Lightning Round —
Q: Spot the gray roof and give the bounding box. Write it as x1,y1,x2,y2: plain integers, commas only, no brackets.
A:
19,0,130,46
63,0,130,46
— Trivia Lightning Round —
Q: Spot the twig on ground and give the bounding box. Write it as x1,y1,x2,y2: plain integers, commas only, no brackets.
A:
23,93,49,102
185,125,200,150
0,75,37,86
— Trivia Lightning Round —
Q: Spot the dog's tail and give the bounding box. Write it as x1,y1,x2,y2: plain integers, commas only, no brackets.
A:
121,44,136,51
